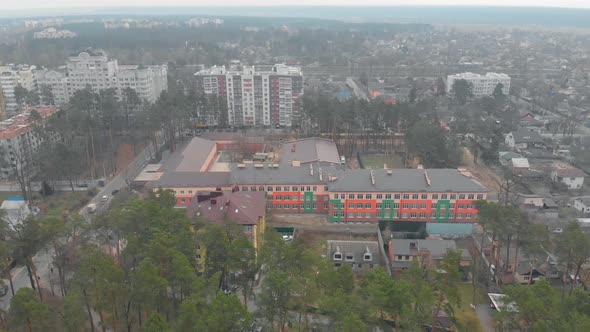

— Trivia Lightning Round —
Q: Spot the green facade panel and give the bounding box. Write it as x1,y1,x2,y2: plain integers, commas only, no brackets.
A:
303,192,314,213
381,199,395,220
436,199,451,222
329,199,342,222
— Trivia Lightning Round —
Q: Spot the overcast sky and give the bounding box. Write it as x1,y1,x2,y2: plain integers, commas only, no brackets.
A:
4,0,590,10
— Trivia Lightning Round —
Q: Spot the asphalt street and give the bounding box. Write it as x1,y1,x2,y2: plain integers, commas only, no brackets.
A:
0,140,161,312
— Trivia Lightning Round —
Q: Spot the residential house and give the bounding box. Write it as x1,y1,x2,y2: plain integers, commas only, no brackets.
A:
514,264,546,285
388,239,471,274
505,128,544,150
551,164,585,190
499,151,523,166
509,157,530,174
186,191,266,253
573,197,590,215
327,240,384,273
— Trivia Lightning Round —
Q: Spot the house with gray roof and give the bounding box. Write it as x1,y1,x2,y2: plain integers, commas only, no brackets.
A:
327,240,384,273
387,239,471,274
505,128,544,150
573,196,590,215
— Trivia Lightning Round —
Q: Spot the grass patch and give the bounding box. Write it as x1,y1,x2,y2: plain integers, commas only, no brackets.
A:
37,191,91,218
361,154,404,169
456,282,487,310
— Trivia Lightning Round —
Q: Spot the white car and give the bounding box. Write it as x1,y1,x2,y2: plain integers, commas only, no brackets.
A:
553,228,563,234
101,195,109,202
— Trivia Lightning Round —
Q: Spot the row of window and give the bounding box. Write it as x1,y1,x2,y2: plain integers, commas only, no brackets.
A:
335,203,475,210
242,185,328,192
331,211,474,219
269,203,318,209
332,193,484,200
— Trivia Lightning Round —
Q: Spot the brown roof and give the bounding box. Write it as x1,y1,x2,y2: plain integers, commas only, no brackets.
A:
554,167,586,178
153,172,230,188
186,191,266,225
159,137,216,172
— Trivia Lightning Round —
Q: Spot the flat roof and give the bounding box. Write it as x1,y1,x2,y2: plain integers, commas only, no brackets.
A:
231,163,344,185
280,137,341,167
328,168,488,193
488,293,517,312
159,137,216,172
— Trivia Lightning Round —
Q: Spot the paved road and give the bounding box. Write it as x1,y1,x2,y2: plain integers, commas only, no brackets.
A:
0,139,162,313
476,304,496,332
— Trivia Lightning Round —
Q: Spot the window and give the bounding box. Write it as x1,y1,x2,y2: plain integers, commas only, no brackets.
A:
251,186,257,192
403,203,409,209
449,213,455,218
293,196,298,201
450,194,456,199
313,203,316,209
394,203,400,209
421,194,428,199
467,204,473,209
306,186,311,191
259,186,264,191
431,203,437,209
459,194,466,199
403,194,410,199
365,213,371,218
377,194,383,199
334,253,342,260
181,198,186,203
340,194,345,199
324,204,328,209
345,255,354,261
276,196,282,201
411,212,417,218
357,213,363,218
180,190,185,194
357,203,364,209
412,204,419,208
332,212,339,217
412,194,418,199
397,255,403,260
349,203,354,209
195,254,202,259
333,194,339,199
432,194,439,200
292,186,298,191
275,186,281,191
365,203,371,209
457,213,463,219
267,186,273,191
477,194,484,200
376,211,382,217
441,194,448,199
468,194,474,199
284,204,290,209
458,204,464,209
402,213,408,218
284,186,290,191
430,213,436,218
466,213,472,218
284,196,291,200
420,212,426,218
313,186,317,192
364,254,372,261
421,204,426,209
365,194,372,199
394,194,400,199
348,213,354,218
357,194,363,199
188,190,193,194
376,203,382,209
276,204,282,208
324,186,329,191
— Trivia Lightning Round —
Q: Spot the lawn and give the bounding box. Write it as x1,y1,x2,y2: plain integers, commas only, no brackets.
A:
360,153,404,169
456,282,487,310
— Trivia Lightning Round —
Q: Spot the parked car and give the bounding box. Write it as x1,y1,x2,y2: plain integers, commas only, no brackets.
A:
111,189,120,195
0,282,9,297
101,195,109,202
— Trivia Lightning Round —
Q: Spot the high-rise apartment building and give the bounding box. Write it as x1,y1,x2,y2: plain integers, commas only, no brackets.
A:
66,49,167,103
66,49,120,96
195,64,303,127
447,72,511,97
0,65,37,117
33,68,69,105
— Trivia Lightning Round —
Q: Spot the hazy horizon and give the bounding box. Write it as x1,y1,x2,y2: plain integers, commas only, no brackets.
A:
3,0,590,10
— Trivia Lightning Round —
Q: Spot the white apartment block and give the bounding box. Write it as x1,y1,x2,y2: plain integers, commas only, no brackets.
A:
195,64,303,127
33,28,77,39
66,49,167,103
0,65,37,117
447,72,511,97
33,68,69,105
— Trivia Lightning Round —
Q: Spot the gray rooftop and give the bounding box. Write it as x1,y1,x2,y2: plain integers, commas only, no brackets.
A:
231,163,344,185
511,128,543,144
328,168,488,193
327,240,383,264
153,171,230,188
391,239,461,259
280,138,341,167
159,137,216,172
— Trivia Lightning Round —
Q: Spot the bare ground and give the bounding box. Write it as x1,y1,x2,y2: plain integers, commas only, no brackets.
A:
461,147,501,194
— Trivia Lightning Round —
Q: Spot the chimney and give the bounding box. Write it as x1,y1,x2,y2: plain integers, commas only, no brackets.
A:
310,164,314,176
370,170,376,185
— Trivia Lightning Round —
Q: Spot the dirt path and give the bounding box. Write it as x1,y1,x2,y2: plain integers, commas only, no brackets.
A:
461,147,501,194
